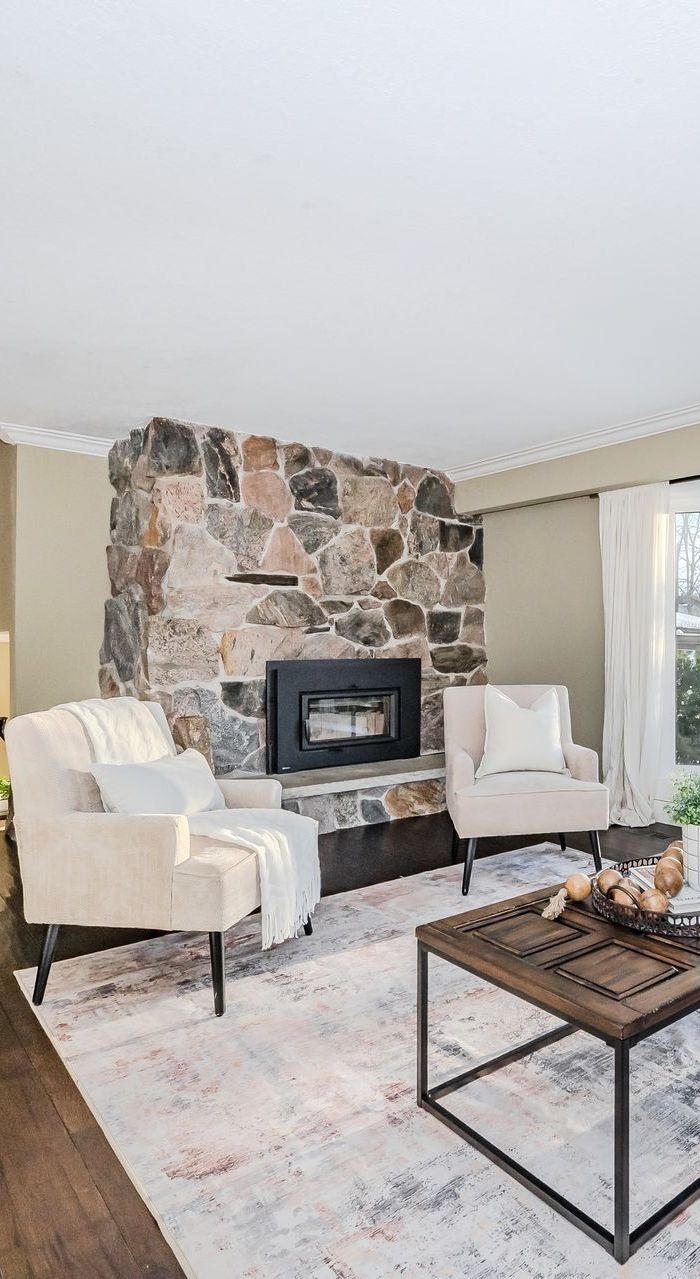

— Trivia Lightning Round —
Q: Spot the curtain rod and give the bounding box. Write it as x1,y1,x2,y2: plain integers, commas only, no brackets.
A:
478,472,700,515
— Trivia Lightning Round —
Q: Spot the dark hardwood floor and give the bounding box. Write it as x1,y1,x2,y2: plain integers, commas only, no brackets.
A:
0,814,678,1278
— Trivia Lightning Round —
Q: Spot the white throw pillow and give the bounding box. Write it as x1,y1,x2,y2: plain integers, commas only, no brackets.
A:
476,686,568,778
91,749,226,815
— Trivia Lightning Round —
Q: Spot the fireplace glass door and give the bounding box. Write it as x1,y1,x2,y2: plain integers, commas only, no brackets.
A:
302,690,397,750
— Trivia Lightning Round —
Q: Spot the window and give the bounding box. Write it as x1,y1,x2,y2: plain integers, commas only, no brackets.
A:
675,510,700,765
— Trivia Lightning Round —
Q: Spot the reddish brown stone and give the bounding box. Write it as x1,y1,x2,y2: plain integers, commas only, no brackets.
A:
396,479,416,513
261,526,315,575
135,548,170,614
242,435,278,471
384,778,446,818
241,471,292,522
171,715,214,769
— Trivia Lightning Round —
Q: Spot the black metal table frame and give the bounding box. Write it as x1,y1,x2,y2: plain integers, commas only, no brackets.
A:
417,940,700,1264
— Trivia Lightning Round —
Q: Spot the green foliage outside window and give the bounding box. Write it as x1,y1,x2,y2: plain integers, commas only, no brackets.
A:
676,649,700,766
667,770,700,826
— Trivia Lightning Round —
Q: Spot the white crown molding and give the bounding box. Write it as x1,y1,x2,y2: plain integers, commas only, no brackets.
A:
446,401,700,483
0,421,114,456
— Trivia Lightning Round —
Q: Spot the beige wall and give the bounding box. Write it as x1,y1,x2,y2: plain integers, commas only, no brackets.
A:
0,443,16,635
484,495,605,757
13,446,111,715
456,420,700,513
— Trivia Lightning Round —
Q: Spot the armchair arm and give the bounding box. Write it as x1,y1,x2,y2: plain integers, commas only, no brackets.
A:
218,778,283,810
563,742,599,783
15,812,190,931
446,747,475,797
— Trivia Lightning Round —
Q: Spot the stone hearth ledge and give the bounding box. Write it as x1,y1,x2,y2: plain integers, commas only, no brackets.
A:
224,751,445,799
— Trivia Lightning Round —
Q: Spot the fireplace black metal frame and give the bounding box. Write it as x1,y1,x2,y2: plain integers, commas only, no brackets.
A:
266,658,421,773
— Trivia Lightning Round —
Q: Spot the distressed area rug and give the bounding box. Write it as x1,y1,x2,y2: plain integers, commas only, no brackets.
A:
16,845,700,1279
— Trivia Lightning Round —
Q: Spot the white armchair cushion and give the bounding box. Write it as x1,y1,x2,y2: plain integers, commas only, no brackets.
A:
476,685,567,779
91,749,226,816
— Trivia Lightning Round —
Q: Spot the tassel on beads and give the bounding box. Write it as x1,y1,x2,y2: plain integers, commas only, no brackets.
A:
542,887,568,919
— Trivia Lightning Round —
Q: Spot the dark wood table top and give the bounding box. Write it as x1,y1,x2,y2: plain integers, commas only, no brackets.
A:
416,885,700,1045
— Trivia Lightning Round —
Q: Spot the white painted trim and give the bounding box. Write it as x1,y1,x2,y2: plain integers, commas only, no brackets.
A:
0,421,114,456
447,402,700,483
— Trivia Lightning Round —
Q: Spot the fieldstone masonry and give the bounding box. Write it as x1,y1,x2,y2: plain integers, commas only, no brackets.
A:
101,418,486,827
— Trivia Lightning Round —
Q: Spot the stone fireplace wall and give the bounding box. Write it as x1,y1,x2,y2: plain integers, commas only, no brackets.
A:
101,418,486,780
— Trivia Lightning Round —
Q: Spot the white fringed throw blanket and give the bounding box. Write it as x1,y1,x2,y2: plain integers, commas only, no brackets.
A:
189,809,321,949
63,698,320,949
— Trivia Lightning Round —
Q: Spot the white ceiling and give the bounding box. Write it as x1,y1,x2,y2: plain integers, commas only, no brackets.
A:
3,1,700,472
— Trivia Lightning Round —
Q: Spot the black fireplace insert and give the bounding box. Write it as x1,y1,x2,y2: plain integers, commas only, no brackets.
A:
266,658,421,773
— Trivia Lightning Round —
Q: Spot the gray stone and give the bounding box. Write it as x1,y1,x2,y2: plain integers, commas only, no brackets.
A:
202,428,240,500
427,609,461,644
368,457,402,485
287,512,340,554
408,510,440,555
414,474,453,518
147,617,219,685
341,476,398,526
282,442,314,476
108,431,143,493
289,467,340,517
241,746,268,772
431,643,487,674
420,692,444,752
110,489,151,547
387,559,441,606
143,418,202,476
371,580,397,600
385,598,425,638
439,521,474,553
360,797,390,824
318,528,376,595
205,504,273,571
227,572,297,587
470,526,484,569
246,590,326,628
321,598,354,615
221,679,266,717
101,587,147,684
335,608,391,647
460,605,485,644
313,446,333,465
440,552,485,607
293,790,361,834
371,527,404,575
173,686,259,773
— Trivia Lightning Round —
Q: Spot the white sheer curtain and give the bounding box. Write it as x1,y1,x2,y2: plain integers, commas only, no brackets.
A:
599,483,670,826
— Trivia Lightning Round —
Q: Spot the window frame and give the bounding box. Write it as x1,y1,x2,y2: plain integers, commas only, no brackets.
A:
656,480,700,815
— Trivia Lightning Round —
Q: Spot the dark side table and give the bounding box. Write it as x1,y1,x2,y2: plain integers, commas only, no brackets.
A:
416,886,700,1264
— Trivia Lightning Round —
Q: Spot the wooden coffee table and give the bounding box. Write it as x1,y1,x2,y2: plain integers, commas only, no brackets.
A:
416,886,700,1264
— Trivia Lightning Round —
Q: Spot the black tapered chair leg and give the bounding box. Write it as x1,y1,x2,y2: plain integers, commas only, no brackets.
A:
209,931,226,1016
462,838,478,896
589,830,603,873
33,924,60,1005
303,915,313,935
558,833,567,852
450,827,461,862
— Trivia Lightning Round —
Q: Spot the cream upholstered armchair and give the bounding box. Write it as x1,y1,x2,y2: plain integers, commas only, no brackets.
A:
443,684,609,896
5,701,312,1017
